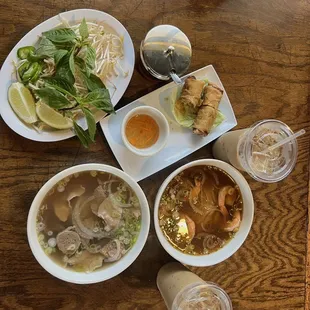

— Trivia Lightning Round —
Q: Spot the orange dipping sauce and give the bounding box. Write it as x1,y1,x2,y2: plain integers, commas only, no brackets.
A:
125,114,159,149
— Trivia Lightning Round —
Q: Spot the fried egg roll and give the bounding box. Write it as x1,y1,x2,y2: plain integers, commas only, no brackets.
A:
193,82,223,136
178,76,205,109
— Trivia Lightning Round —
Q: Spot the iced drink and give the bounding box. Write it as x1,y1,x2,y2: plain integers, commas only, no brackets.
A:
212,120,298,183
157,262,232,310
212,129,247,170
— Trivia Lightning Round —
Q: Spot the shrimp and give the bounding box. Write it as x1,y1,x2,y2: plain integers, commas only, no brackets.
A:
218,186,233,221
223,210,241,232
188,179,203,214
190,179,201,203
184,214,196,242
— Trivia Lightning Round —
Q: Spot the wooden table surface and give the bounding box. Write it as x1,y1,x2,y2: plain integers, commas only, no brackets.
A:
1,0,309,309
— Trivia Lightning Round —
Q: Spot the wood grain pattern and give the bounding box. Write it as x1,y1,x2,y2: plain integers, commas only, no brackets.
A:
0,0,309,309
307,162,310,310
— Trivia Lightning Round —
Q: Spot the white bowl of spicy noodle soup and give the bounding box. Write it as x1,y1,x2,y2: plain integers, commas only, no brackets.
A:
27,164,150,284
154,159,254,267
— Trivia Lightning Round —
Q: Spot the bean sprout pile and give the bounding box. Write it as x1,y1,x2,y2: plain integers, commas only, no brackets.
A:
60,15,128,90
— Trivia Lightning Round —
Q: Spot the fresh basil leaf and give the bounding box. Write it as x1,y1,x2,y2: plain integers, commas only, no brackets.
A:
56,65,75,85
79,18,89,40
55,54,75,85
81,88,114,113
35,87,72,109
54,49,68,66
82,107,96,142
54,42,76,51
43,28,77,43
78,70,106,91
45,77,77,96
89,74,106,89
74,56,84,67
69,47,75,76
56,64,75,85
77,45,96,72
75,56,90,77
85,46,96,70
36,37,57,58
73,121,91,148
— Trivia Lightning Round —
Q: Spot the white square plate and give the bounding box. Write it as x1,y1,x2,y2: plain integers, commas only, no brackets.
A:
100,65,237,182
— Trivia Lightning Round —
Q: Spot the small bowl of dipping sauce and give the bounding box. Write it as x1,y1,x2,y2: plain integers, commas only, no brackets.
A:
121,106,169,156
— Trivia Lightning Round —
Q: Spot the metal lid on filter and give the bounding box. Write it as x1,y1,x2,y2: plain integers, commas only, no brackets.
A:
140,25,192,82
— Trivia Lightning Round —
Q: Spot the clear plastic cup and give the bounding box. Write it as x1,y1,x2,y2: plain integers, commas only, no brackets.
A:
172,282,232,310
157,263,232,310
212,119,298,183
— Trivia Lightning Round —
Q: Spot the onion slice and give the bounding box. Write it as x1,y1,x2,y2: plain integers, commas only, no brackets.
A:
72,196,110,240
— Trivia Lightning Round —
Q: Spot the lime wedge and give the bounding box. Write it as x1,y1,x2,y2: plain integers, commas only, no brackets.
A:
8,82,37,124
36,101,73,129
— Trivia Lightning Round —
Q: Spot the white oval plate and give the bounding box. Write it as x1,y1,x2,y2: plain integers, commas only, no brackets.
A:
0,9,135,142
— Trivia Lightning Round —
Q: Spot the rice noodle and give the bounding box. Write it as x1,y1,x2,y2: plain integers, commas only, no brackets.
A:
80,237,110,254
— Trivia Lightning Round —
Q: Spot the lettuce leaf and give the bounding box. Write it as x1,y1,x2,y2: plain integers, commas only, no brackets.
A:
172,99,196,128
213,110,225,129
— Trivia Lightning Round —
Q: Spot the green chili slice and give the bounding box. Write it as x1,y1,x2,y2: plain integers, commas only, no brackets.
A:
22,62,41,82
17,46,36,60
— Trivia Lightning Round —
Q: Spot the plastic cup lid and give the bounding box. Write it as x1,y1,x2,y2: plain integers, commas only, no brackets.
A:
240,119,298,183
172,282,232,310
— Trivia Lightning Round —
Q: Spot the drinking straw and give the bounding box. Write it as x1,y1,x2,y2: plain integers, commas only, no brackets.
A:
261,129,306,154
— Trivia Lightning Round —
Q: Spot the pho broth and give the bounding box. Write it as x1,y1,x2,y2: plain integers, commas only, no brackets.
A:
159,165,243,255
36,171,141,273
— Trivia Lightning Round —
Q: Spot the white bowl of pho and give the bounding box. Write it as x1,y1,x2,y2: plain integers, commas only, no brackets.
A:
154,159,254,266
27,164,150,284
